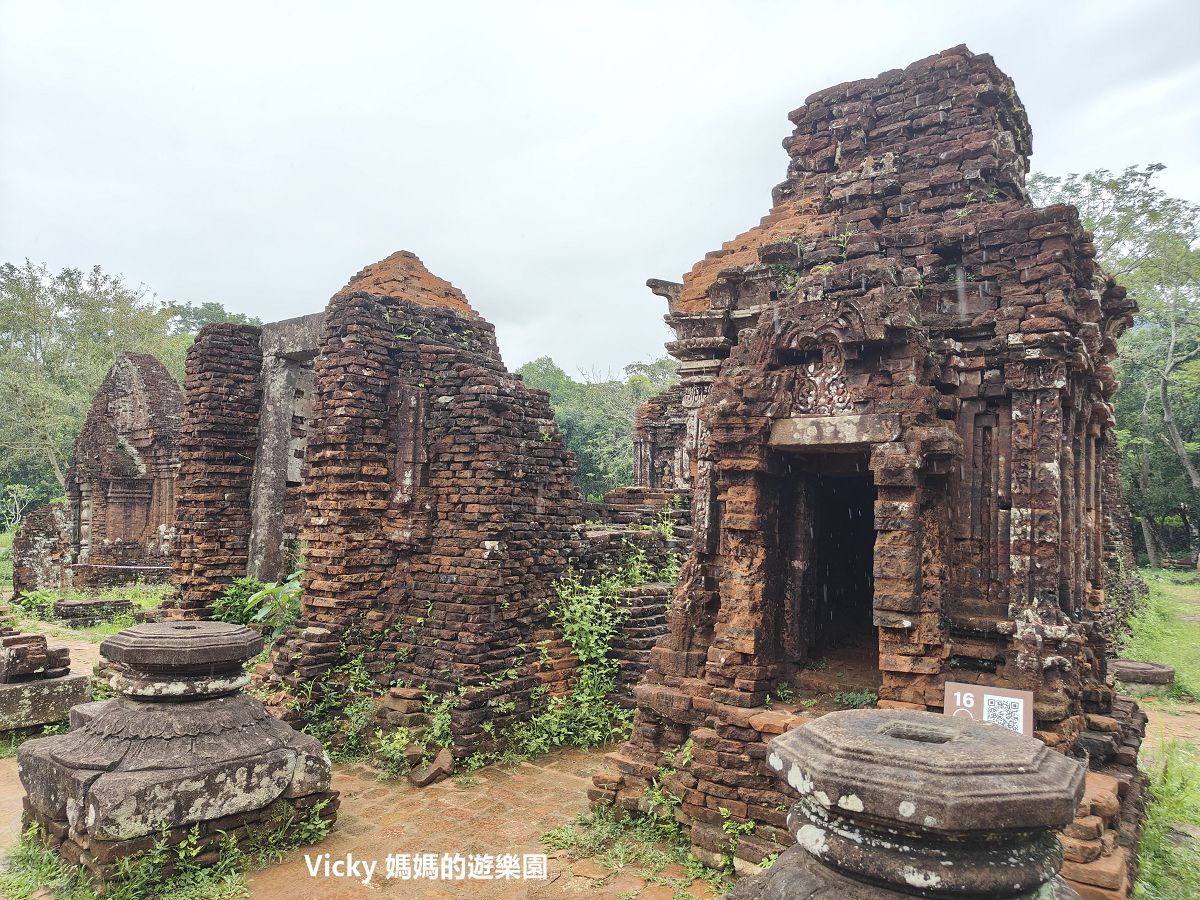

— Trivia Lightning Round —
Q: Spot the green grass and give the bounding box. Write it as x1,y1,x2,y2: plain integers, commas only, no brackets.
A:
1122,571,1200,699
1123,570,1200,898
9,580,173,643
542,806,729,897
0,528,13,588
1135,740,1200,900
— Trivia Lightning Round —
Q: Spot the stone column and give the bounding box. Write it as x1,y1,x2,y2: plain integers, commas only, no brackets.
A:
247,353,305,582
730,709,1085,899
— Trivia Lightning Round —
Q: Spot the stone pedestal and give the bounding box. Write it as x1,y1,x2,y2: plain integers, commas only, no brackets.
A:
18,621,336,884
0,629,90,731
1109,659,1174,695
729,710,1085,899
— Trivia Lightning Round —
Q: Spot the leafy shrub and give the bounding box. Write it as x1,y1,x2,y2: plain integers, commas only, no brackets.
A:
372,726,413,779
12,590,55,618
832,689,878,708
212,576,267,625
246,570,303,635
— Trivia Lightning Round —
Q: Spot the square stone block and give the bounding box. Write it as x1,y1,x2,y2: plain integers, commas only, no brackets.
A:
0,673,91,731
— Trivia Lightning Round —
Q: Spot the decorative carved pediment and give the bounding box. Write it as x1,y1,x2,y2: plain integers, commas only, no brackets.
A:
794,337,854,415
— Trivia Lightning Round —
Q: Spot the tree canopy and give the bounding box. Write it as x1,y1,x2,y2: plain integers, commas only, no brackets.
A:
1030,166,1200,564
517,356,677,500
0,261,258,513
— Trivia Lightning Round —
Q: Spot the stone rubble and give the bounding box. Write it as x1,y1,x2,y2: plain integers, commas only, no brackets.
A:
0,628,90,733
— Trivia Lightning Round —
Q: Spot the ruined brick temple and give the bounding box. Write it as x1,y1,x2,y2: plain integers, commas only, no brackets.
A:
592,47,1145,892
163,252,684,753
165,311,325,607
13,353,182,592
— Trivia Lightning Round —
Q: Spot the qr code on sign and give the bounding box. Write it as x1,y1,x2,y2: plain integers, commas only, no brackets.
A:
983,695,1023,734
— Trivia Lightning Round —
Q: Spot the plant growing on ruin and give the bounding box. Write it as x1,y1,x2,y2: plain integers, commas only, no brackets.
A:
836,226,856,261
0,797,331,900
212,576,267,625
243,569,303,636
12,589,55,618
335,696,380,761
767,264,802,291
719,807,756,870
647,498,684,542
645,739,694,833
542,806,730,896
421,689,459,755
832,689,878,708
764,683,796,707
372,726,413,779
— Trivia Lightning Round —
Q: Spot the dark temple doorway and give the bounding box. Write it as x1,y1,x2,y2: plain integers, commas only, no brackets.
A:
778,453,880,696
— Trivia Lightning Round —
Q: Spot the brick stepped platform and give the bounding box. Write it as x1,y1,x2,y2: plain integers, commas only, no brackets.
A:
1072,697,1149,900
51,598,137,627
612,583,671,702
600,487,691,529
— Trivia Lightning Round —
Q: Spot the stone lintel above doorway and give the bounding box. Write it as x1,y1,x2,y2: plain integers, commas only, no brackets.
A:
768,414,901,449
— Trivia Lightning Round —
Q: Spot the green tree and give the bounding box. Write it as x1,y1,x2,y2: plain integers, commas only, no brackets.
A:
1030,166,1200,565
518,356,679,500
0,261,254,497
0,261,176,489
167,300,260,335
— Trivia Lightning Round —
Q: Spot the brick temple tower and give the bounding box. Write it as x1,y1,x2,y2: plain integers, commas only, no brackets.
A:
593,46,1142,877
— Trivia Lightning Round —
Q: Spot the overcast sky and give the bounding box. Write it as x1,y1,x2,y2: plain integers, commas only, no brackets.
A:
2,1,1198,376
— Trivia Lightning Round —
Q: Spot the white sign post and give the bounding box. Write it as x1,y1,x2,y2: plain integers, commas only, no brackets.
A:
943,682,1035,737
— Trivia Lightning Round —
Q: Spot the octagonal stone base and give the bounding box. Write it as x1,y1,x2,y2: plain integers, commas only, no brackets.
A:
729,846,1082,899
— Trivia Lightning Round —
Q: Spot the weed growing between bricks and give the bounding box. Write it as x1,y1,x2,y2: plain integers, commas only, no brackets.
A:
381,545,680,777
0,799,332,900
268,544,680,780
542,804,731,898
454,544,680,770
543,736,784,891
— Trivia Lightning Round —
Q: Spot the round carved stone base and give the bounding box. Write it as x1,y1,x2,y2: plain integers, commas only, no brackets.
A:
728,846,1081,900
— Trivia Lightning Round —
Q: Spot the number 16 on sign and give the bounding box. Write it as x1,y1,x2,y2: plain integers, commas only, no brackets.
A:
943,682,1034,737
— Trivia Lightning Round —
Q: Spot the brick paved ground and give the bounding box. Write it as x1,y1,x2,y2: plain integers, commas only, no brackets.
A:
0,746,719,899
2,596,1194,899
245,750,719,899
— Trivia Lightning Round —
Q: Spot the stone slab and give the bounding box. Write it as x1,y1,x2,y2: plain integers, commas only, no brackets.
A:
0,673,91,731
768,414,901,448
1109,659,1174,685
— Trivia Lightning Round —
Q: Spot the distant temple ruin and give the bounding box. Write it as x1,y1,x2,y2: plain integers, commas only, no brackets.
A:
592,46,1145,893
13,352,182,592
